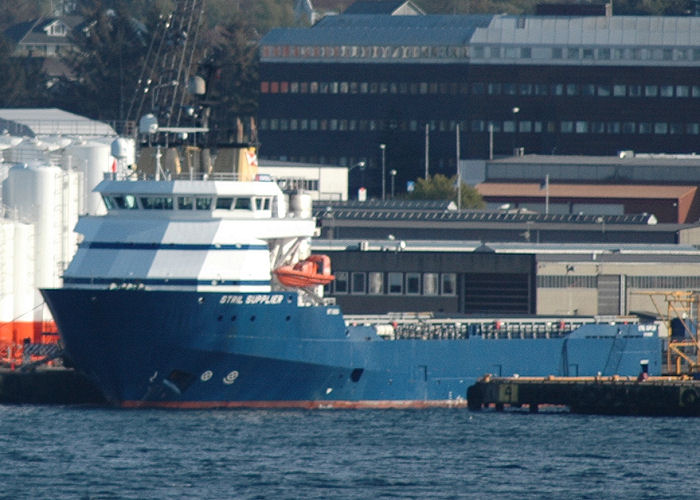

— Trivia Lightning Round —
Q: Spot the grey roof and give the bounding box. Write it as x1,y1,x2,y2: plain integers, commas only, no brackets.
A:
261,14,700,66
262,15,493,46
343,1,423,15
0,109,116,137
4,16,83,46
314,206,658,225
315,199,455,211
489,154,700,168
312,238,700,256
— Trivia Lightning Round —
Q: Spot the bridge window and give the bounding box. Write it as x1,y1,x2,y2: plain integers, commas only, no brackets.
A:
111,195,138,209
234,197,252,210
196,197,212,210
216,197,233,209
178,196,193,210
140,197,173,209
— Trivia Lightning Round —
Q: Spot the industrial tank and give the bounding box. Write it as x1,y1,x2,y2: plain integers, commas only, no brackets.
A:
63,141,111,215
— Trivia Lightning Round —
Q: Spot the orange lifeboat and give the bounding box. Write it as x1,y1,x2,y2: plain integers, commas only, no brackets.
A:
273,254,335,287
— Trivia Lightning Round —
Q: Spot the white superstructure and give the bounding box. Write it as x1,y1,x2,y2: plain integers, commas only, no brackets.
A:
62,175,317,294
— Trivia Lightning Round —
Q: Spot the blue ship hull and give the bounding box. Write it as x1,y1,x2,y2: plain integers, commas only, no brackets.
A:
41,289,662,408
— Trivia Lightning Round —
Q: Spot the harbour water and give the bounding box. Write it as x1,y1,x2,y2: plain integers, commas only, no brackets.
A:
2,405,699,499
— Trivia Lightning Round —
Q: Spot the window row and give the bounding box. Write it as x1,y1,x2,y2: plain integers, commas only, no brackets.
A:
330,271,457,296
259,117,700,136
102,194,272,212
261,44,700,63
262,44,469,60
537,275,598,288
538,275,700,289
626,276,700,289
260,80,700,99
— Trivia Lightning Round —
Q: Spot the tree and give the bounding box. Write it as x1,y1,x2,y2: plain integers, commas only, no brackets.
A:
198,20,259,142
407,174,485,209
0,35,49,107
55,0,151,121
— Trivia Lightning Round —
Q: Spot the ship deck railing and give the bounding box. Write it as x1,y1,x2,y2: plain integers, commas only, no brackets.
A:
105,171,243,182
344,314,641,341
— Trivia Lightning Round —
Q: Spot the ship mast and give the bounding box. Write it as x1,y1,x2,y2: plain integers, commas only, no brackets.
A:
126,0,206,138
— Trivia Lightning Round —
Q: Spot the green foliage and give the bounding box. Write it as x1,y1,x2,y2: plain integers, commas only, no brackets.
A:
407,174,485,209
204,0,296,34
0,35,48,107
199,20,259,126
55,0,150,120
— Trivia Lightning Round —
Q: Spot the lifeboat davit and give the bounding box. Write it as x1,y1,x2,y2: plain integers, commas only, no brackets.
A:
274,254,335,287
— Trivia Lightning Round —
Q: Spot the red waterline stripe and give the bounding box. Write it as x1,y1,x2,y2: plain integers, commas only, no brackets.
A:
121,399,468,409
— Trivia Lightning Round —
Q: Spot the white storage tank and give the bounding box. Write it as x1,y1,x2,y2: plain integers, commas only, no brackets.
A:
11,221,34,326
63,141,111,215
0,219,14,334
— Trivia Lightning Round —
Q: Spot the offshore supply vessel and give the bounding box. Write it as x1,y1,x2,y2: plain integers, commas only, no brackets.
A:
41,173,662,408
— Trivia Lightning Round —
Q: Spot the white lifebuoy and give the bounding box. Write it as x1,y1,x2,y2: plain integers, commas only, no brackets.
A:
200,370,213,382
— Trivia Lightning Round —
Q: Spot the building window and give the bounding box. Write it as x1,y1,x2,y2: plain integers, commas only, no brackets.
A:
441,273,457,295
368,272,383,294
613,85,626,97
598,85,611,97
561,121,574,133
388,273,403,294
622,122,635,134
670,123,683,134
590,121,605,133
551,47,563,59
654,123,668,134
628,85,642,97
423,273,439,295
351,272,366,294
638,122,652,134
582,84,595,96
406,273,421,295
644,85,658,97
660,85,674,97
676,85,689,97
334,272,348,294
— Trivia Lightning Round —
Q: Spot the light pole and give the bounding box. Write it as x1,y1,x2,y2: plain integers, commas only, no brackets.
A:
349,161,366,200
390,169,397,198
512,106,520,155
380,143,386,201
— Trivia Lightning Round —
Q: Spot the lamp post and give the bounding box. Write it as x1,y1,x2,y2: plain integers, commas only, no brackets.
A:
390,169,397,198
349,161,366,200
380,143,386,201
512,106,520,155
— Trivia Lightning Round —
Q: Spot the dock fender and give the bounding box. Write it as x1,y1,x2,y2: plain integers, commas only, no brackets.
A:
467,384,483,410
680,387,697,408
